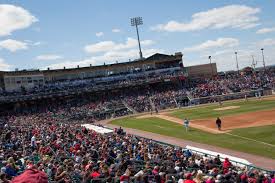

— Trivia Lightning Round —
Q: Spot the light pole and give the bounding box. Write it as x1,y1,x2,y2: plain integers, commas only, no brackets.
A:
235,52,239,74
131,17,143,59
251,55,257,70
261,48,266,71
208,56,214,77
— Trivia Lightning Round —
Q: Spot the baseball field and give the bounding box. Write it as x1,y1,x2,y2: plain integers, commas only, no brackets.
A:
110,96,275,160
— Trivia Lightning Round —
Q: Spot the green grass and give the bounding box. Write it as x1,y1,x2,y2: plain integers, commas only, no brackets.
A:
111,117,275,159
232,125,275,145
171,99,275,120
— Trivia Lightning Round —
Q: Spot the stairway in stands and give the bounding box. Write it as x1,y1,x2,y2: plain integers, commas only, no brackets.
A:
186,90,194,100
121,99,137,114
149,97,156,111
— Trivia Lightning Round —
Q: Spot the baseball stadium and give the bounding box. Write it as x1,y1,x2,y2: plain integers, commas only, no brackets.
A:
1,1,275,183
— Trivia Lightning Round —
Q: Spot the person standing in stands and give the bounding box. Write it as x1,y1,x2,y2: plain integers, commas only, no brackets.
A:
216,117,222,131
244,94,248,101
155,107,158,114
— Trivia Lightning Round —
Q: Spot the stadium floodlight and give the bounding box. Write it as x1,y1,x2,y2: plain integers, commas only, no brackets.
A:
261,48,266,71
131,17,143,59
235,52,239,74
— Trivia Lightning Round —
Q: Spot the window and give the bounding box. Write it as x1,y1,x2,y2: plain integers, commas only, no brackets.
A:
5,78,10,84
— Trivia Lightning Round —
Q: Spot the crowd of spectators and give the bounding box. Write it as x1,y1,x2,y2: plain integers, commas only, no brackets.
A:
1,114,275,183
0,69,183,98
0,70,275,182
151,89,188,110
188,72,275,98
2,70,275,104
189,80,229,98
1,71,275,121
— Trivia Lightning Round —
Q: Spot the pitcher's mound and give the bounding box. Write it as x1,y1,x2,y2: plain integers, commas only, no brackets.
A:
214,106,240,111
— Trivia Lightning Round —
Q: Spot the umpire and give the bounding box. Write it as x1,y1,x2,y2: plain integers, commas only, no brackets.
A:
216,117,222,131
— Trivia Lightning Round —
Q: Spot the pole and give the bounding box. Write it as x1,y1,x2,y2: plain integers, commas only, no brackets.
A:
261,48,266,71
251,55,256,71
135,23,143,59
235,52,239,74
131,17,143,59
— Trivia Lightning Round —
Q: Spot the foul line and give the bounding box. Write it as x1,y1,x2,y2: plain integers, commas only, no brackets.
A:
225,132,275,148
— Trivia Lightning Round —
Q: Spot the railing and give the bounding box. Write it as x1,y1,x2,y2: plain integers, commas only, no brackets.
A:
189,89,265,105
102,126,275,174
149,97,155,111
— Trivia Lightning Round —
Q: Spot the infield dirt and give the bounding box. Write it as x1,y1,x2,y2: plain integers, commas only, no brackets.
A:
135,108,275,133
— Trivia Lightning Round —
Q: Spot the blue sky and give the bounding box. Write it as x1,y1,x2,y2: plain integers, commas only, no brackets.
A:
0,0,275,71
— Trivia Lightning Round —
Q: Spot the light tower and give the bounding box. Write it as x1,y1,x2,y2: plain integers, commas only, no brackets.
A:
261,48,266,71
131,17,143,59
235,51,239,73
251,55,257,70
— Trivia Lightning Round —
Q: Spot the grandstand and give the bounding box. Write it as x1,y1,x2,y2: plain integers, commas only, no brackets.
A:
1,1,275,182
1,49,275,182
0,52,218,115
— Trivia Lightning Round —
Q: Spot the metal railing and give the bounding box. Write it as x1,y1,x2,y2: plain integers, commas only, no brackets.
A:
104,126,275,174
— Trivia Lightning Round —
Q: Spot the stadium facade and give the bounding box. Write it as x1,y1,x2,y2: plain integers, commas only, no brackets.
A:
0,52,217,92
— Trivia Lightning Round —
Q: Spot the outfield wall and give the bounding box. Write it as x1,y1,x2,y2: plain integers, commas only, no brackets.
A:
189,89,271,105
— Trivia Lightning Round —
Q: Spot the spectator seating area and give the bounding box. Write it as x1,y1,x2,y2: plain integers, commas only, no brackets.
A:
0,71,275,123
0,70,275,182
1,114,275,183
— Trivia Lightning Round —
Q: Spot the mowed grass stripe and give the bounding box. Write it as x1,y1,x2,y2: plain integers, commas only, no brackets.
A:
231,125,275,145
171,99,275,120
111,117,275,159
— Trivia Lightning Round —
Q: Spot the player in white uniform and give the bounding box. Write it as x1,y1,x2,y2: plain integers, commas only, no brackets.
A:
184,118,190,132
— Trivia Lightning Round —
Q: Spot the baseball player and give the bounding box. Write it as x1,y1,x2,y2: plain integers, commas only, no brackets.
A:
183,118,190,132
216,117,222,131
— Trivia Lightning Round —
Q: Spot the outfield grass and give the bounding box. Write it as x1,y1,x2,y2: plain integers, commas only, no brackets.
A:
171,99,275,120
111,117,275,159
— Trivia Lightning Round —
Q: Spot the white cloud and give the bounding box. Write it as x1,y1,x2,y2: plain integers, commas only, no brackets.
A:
152,5,260,32
256,27,275,34
24,40,44,46
0,58,11,71
211,48,275,71
85,41,115,53
141,40,155,46
95,32,104,37
33,42,42,46
36,54,63,61
112,28,121,33
183,39,275,72
0,39,28,52
184,38,239,52
46,48,163,69
257,38,275,47
0,4,38,36
183,49,251,72
84,37,155,54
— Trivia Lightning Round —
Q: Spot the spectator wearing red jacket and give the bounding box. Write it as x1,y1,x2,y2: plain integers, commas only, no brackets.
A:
223,158,232,173
90,167,100,179
184,173,196,183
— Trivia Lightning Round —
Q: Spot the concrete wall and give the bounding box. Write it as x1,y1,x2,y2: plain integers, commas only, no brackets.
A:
4,74,45,91
186,63,217,78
